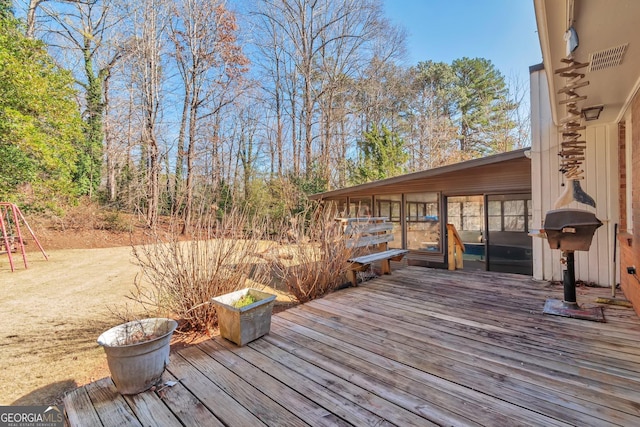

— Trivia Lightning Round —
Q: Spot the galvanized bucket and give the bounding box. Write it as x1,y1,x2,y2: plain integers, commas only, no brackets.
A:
97,318,177,395
211,288,276,346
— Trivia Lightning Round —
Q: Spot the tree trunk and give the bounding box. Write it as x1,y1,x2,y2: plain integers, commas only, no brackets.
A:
26,0,41,39
147,134,159,228
183,98,198,235
174,92,190,213
83,34,105,199
103,72,116,202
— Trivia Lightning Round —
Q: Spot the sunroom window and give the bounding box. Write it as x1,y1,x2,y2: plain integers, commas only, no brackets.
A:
405,192,440,252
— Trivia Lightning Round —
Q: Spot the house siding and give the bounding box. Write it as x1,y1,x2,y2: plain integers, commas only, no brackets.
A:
530,68,618,287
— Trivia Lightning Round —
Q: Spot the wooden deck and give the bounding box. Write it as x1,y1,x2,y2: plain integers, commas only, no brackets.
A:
65,267,640,426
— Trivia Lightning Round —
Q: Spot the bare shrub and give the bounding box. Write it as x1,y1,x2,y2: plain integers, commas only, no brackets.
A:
97,210,133,232
273,206,353,303
130,208,273,333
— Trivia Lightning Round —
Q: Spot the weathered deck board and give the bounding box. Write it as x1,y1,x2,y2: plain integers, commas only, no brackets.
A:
64,267,640,426
274,309,583,426
249,336,436,426
276,307,573,427
208,335,394,427
177,345,309,427
83,379,141,427
269,316,537,427
301,295,637,425
64,385,102,427
197,339,350,427
324,283,640,376
154,371,225,427
122,387,183,427
167,350,267,426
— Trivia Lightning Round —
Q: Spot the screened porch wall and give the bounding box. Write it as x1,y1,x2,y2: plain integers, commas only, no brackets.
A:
314,150,531,269
374,195,403,250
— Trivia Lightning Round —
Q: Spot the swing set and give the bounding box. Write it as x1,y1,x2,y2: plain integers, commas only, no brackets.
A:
0,202,48,272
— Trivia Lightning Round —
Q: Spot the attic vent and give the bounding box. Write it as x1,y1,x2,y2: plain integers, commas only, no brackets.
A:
588,44,628,72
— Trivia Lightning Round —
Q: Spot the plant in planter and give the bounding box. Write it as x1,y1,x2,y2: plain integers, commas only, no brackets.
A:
211,288,276,346
232,293,258,308
97,318,177,395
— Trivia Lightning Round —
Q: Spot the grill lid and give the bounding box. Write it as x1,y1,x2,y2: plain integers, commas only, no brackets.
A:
543,209,602,251
543,208,602,230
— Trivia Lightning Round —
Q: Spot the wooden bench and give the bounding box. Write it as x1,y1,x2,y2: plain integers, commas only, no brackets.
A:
337,217,409,286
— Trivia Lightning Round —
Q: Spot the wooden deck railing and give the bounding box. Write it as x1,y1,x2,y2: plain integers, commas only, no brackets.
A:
446,223,465,271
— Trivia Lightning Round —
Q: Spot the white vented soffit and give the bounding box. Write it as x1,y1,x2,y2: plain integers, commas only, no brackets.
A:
588,44,628,72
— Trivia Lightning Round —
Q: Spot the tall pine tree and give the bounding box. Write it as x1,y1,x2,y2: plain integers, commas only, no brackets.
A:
350,124,408,184
452,57,516,156
410,58,517,163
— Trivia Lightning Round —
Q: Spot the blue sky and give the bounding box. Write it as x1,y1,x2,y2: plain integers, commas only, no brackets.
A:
382,0,542,85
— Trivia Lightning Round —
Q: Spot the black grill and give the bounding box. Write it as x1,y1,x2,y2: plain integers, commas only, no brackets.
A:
542,208,604,321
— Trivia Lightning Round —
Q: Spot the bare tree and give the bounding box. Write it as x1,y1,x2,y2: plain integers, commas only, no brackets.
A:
128,0,168,227
506,73,532,149
252,0,406,187
101,55,140,210
404,62,458,169
234,95,264,202
314,3,403,185
169,0,248,233
35,0,125,197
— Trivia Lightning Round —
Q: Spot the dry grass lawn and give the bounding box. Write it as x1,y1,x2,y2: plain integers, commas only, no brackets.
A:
0,246,145,405
0,242,296,406
0,206,324,405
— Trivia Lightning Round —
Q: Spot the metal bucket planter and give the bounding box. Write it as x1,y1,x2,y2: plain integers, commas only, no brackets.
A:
97,318,177,395
211,288,276,346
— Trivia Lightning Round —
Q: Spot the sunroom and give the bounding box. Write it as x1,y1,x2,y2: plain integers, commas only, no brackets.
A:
310,148,532,275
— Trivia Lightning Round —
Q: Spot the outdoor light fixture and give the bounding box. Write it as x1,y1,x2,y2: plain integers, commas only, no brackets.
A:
582,105,604,121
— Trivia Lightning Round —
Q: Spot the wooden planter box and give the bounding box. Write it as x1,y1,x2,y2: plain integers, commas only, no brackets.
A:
211,288,276,346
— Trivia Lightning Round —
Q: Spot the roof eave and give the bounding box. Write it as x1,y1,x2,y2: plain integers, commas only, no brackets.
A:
533,0,560,126
310,148,529,200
